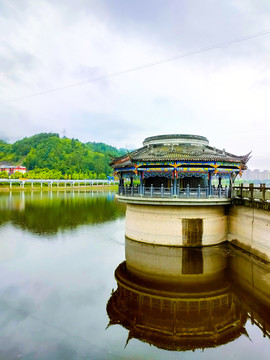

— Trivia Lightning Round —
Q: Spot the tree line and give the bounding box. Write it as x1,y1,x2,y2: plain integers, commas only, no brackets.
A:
0,133,126,179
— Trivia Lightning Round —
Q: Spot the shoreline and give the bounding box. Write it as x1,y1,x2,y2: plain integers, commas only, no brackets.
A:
0,185,118,192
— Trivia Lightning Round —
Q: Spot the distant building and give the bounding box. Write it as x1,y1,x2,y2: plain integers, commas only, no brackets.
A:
0,162,26,174
242,168,270,181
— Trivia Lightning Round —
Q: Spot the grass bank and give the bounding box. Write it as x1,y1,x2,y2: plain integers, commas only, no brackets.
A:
0,185,118,192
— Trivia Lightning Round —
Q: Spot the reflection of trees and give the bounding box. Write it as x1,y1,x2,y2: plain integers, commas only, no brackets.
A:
0,193,125,235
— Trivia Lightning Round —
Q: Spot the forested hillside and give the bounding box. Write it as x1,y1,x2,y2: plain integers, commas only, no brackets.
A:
0,133,126,179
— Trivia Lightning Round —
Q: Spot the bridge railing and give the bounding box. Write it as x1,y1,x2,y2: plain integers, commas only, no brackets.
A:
118,185,230,199
0,179,118,188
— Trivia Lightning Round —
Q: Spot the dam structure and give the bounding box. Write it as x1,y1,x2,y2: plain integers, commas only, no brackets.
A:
110,134,250,247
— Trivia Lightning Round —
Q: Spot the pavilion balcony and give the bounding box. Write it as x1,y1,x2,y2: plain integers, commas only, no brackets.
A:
118,184,230,199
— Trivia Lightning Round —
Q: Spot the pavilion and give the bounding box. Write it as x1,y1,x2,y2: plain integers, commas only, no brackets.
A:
110,134,250,197
110,134,251,246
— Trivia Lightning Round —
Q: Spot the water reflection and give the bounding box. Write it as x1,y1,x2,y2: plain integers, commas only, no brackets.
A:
107,239,270,351
0,191,126,235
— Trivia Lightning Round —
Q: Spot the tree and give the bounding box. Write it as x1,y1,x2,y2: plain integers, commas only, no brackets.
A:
0,132,126,178
0,171,8,178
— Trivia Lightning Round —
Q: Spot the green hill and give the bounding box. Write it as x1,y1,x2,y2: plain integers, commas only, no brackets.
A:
0,133,126,179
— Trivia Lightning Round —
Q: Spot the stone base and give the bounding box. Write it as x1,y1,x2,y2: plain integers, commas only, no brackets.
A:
125,202,228,246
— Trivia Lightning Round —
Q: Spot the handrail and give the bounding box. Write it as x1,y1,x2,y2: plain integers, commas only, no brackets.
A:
118,185,229,199
0,179,118,188
232,183,270,203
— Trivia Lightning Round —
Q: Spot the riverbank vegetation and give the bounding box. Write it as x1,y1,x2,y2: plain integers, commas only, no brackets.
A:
0,133,126,179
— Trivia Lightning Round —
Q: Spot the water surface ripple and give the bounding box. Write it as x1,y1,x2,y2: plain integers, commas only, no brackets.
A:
0,191,269,359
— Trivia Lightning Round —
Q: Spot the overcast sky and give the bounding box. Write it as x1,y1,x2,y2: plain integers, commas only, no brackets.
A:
0,0,270,169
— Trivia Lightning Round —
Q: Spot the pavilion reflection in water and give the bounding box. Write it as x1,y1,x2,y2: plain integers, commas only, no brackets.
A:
107,239,270,351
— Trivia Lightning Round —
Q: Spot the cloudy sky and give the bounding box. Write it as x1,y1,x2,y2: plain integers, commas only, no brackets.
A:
0,0,270,169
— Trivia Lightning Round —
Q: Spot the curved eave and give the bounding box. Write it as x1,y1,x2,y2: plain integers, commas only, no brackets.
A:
110,147,145,167
130,157,248,167
124,327,245,352
131,156,246,163
110,156,131,168
240,151,252,165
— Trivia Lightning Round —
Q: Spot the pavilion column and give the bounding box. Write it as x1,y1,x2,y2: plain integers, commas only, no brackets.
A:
229,172,236,198
218,176,222,187
232,172,236,185
130,175,134,196
208,171,212,195
139,172,144,195
228,174,233,198
119,173,124,194
173,171,177,196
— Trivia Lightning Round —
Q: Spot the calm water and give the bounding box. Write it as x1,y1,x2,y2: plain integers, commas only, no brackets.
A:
0,190,269,359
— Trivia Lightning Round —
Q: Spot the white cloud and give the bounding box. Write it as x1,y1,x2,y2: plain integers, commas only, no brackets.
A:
0,0,270,168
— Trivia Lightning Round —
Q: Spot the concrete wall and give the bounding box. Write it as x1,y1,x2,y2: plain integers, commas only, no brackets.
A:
228,205,270,262
124,201,270,262
125,203,228,246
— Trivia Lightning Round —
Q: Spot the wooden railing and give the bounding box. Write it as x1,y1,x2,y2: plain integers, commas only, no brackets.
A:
232,183,270,203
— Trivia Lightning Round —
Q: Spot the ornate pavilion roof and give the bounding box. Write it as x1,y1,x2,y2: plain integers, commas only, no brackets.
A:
110,134,251,169
129,144,250,163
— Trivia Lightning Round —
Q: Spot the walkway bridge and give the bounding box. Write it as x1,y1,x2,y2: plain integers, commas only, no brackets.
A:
0,179,118,188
